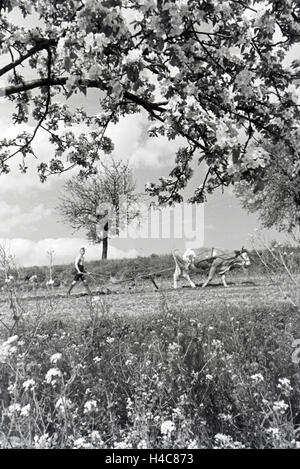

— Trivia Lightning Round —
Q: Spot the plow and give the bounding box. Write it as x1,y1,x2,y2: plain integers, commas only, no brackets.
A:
0,247,244,302
85,267,176,291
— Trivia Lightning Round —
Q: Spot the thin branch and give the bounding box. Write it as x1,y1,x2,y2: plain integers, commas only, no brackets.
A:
3,48,53,162
0,39,57,78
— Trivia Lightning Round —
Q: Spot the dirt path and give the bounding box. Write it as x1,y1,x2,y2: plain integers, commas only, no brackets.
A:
0,276,292,328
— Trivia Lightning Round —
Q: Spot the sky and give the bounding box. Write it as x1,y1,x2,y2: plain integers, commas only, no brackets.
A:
0,5,293,268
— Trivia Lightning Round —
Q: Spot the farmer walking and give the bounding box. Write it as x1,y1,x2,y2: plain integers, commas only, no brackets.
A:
67,247,92,296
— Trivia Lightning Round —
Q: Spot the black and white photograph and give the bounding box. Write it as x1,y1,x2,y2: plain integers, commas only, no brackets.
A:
0,0,300,454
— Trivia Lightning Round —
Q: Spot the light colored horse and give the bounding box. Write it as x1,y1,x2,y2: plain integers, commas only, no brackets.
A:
172,248,251,289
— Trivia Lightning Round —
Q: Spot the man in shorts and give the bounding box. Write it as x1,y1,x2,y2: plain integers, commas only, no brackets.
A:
67,247,92,296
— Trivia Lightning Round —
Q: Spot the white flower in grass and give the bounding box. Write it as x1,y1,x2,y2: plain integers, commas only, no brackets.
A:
187,439,198,449
20,404,30,417
34,433,51,449
45,368,62,384
125,49,143,63
214,433,232,446
50,353,62,364
267,427,280,438
83,399,98,414
8,403,21,414
273,400,288,414
168,342,180,354
137,439,147,449
219,413,233,423
55,397,72,415
90,431,103,445
160,420,176,436
0,335,19,362
250,373,264,384
23,379,35,391
211,339,223,349
93,356,101,363
277,378,292,396
114,440,132,449
106,337,115,344
205,374,213,382
73,437,87,448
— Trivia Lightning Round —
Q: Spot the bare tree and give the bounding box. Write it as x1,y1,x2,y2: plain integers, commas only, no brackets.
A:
58,160,141,260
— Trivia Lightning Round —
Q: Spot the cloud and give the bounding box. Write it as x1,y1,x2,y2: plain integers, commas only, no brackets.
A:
0,202,53,235
106,112,184,169
0,237,138,267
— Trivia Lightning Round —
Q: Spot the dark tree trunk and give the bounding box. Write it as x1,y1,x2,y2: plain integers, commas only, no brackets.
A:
102,221,109,259
116,203,120,236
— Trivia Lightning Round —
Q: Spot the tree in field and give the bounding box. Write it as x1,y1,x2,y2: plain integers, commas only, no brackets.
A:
0,1,300,205
58,160,141,259
234,139,300,240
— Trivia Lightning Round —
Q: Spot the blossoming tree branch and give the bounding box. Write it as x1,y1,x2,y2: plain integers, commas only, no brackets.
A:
0,0,300,205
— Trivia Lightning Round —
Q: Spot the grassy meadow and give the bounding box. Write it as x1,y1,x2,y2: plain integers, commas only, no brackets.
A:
0,249,300,449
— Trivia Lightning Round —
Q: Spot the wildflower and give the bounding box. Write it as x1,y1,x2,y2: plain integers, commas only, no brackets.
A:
0,335,19,363
161,420,176,436
266,427,280,438
83,400,98,414
45,368,62,384
73,437,87,448
55,397,72,414
273,400,288,414
90,431,103,445
93,356,101,363
7,383,16,394
34,433,52,449
211,339,222,349
126,397,134,410
20,404,30,417
114,440,132,449
106,337,115,344
205,374,213,382
137,439,147,449
277,378,292,396
250,373,264,384
214,433,232,446
172,407,183,418
50,353,62,364
23,379,35,392
125,49,143,63
219,413,233,423
8,403,21,414
187,439,198,449
214,433,245,449
167,342,180,354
